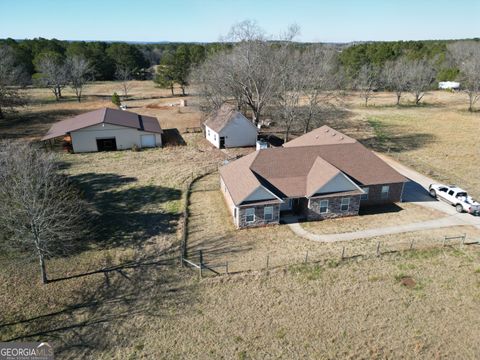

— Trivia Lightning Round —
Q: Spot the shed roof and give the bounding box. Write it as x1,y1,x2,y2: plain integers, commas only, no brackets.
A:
42,107,162,141
204,104,257,133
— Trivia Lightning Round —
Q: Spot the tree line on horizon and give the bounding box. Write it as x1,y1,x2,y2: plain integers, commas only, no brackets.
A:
0,32,479,120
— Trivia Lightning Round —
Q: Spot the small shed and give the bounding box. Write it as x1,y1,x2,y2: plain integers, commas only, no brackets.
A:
439,81,460,90
204,104,258,149
42,107,162,153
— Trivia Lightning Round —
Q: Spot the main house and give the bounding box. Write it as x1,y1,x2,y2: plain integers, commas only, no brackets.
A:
204,104,258,149
42,107,163,153
219,126,407,228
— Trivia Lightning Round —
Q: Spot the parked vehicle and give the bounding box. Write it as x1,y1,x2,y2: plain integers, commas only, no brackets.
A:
429,184,480,215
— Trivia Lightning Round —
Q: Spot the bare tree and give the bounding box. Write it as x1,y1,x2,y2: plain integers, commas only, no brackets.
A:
193,20,282,124
0,46,28,119
406,59,436,105
448,41,480,112
66,55,92,102
115,65,133,97
299,47,340,133
275,49,303,142
0,141,90,284
355,64,380,107
383,57,410,105
35,52,68,101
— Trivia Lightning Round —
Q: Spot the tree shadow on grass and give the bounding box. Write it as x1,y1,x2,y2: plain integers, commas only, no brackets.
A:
70,172,181,250
0,109,84,140
0,247,197,358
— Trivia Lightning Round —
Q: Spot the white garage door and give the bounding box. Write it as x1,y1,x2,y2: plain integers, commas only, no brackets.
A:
141,134,156,148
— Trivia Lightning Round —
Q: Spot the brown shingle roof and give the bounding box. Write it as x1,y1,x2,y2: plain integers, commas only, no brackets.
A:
42,107,162,140
284,125,356,147
220,127,407,205
204,104,256,133
219,151,261,204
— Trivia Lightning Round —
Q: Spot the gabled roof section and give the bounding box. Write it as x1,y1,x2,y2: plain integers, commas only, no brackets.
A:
306,157,342,197
204,103,256,133
219,151,261,205
42,107,162,141
284,125,356,147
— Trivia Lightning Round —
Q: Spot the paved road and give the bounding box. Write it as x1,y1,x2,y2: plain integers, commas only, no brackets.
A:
289,154,480,242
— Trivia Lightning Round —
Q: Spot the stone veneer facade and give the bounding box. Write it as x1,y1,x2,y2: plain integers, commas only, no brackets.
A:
238,203,281,228
303,195,361,221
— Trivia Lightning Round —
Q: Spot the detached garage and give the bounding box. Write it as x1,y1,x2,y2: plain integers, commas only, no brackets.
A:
42,107,163,153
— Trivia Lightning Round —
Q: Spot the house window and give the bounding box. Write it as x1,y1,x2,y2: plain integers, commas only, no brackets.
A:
214,134,217,141
381,185,390,200
361,187,369,201
319,200,329,213
340,198,350,211
264,206,273,221
245,208,255,223
207,129,210,136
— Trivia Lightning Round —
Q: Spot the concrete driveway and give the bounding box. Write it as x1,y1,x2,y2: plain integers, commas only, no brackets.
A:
288,154,480,242
377,153,480,229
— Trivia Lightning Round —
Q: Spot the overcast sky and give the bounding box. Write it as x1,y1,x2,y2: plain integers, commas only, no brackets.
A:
0,0,478,43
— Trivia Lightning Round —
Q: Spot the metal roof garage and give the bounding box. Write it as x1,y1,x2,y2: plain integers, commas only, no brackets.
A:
42,107,163,153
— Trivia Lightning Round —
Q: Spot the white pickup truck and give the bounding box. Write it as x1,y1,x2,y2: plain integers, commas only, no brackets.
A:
429,184,480,215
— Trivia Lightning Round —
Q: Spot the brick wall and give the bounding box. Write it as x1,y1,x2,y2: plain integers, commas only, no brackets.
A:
360,182,404,207
304,195,361,221
238,204,280,228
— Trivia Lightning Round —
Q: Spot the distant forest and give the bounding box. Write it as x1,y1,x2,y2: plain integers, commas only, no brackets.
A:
0,37,478,82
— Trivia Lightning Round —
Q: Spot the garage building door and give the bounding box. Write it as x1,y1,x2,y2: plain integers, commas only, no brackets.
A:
141,134,156,148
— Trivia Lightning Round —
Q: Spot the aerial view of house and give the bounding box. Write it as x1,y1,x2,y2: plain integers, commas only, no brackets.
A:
42,107,162,152
220,126,407,228
204,103,258,148
2,1,480,358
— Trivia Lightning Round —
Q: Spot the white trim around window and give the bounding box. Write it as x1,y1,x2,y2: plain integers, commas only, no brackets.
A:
264,206,273,221
245,208,255,223
340,197,350,211
361,187,369,201
381,185,390,199
319,199,329,213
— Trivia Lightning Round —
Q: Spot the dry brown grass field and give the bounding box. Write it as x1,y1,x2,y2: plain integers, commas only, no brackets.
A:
1,81,480,358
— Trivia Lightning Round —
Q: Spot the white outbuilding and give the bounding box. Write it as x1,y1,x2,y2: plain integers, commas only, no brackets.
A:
439,81,460,90
42,107,162,153
204,104,258,149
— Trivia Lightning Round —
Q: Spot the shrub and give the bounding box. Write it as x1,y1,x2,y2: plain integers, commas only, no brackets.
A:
111,92,121,107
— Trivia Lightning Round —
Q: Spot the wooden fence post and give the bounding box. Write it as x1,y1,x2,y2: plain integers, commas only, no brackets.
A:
266,255,269,270
410,239,415,250
225,261,229,275
199,250,203,279
443,236,447,247
304,251,308,264
462,233,466,246
376,242,381,257
341,246,345,260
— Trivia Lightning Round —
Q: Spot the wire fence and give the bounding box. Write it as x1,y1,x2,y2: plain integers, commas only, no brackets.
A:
182,232,479,278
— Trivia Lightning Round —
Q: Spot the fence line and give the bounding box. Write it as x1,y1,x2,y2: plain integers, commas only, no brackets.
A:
182,233,479,278
179,163,220,269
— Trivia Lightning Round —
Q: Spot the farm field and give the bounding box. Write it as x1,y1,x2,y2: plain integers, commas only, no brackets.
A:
1,81,480,358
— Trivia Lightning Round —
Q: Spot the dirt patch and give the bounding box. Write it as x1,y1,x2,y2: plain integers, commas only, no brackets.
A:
400,276,417,288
